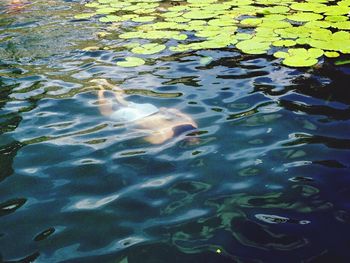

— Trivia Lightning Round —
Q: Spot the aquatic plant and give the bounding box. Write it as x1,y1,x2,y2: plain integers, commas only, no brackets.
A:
77,0,350,67
116,56,145,67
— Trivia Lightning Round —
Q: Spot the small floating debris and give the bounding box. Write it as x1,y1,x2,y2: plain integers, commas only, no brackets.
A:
255,214,310,225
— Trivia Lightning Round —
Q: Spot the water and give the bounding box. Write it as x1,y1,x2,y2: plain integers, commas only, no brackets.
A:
1,0,350,262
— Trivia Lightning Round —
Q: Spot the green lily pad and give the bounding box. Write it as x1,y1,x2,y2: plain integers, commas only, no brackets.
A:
279,48,322,67
117,57,145,67
290,3,326,12
272,39,296,47
324,51,340,58
322,6,349,15
287,12,323,22
236,39,271,54
310,28,332,40
96,7,117,14
283,56,318,67
296,37,311,45
183,10,218,19
308,48,324,58
325,16,348,22
263,14,287,21
132,16,156,23
332,31,350,40
235,33,252,40
333,21,350,30
259,6,290,14
304,21,331,28
240,18,262,26
208,18,236,26
274,51,289,58
165,17,191,23
131,43,166,54
99,15,120,23
87,0,350,68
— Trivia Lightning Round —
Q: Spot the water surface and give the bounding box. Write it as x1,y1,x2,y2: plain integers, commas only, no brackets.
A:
1,0,350,262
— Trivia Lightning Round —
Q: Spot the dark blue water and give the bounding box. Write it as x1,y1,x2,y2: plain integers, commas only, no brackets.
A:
1,1,350,262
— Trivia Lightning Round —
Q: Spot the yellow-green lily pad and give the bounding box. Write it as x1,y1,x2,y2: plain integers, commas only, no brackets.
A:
117,57,145,67
131,43,166,54
324,51,340,58
287,12,323,22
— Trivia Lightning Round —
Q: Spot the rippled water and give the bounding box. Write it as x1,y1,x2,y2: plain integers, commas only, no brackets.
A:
1,0,350,262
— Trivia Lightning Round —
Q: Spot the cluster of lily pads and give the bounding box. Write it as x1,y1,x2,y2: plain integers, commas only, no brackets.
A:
76,0,350,67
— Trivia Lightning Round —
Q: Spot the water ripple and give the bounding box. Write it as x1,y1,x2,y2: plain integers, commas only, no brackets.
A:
0,0,350,262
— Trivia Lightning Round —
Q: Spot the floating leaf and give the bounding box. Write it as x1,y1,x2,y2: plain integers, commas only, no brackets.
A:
308,48,324,58
272,39,296,47
280,48,321,67
322,6,349,15
235,33,252,40
287,12,323,22
132,16,156,22
333,21,350,30
283,56,318,67
324,51,340,58
290,3,326,12
274,51,289,58
117,57,145,67
260,6,290,14
96,7,117,14
236,39,271,54
325,16,348,22
86,0,350,68
131,43,166,54
183,10,218,19
241,18,262,26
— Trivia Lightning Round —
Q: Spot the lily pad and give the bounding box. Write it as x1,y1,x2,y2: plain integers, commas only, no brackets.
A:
132,16,156,23
280,48,322,67
117,57,145,67
283,56,318,67
324,51,340,58
272,40,296,47
183,10,218,19
287,12,323,22
86,0,350,68
290,3,326,12
131,43,166,54
236,39,271,54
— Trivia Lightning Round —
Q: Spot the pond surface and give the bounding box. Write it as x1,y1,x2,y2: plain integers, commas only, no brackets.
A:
1,0,350,262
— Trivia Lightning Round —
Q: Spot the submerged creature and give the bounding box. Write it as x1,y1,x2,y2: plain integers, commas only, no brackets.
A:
91,79,198,144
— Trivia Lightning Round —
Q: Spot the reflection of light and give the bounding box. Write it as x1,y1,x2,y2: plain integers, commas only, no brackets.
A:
74,194,119,209
117,236,145,248
229,180,253,190
140,175,173,188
